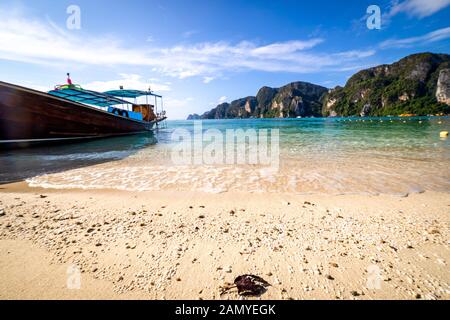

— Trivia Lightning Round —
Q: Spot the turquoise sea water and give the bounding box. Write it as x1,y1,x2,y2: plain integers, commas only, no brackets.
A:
169,117,449,159
1,117,449,195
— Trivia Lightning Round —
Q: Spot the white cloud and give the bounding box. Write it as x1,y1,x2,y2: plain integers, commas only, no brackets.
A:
203,76,215,83
250,39,324,56
388,0,450,18
82,74,171,93
322,80,334,86
165,97,194,108
182,30,199,38
26,84,49,92
334,50,377,59
218,96,227,103
380,26,450,48
0,8,376,81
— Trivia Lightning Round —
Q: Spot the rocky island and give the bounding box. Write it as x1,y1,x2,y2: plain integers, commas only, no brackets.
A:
188,53,450,119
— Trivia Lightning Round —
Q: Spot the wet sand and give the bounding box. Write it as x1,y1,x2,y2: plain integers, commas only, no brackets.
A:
0,183,449,300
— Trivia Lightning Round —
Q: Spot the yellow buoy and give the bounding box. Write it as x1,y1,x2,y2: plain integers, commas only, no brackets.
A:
440,131,449,138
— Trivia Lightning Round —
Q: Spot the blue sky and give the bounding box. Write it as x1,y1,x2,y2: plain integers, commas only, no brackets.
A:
0,0,449,119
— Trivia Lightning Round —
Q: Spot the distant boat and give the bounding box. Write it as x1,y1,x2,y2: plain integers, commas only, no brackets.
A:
0,75,167,148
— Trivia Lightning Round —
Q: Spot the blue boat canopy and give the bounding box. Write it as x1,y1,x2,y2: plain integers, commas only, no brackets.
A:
105,89,162,99
48,87,131,107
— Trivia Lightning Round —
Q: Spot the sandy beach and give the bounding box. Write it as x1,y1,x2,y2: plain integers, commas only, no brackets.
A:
0,183,448,300
1,0,450,307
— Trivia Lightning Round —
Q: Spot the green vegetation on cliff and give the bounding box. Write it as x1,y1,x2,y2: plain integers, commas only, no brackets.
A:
323,53,450,117
187,53,450,120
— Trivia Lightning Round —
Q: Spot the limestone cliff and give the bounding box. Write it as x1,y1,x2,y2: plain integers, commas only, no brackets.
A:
436,68,450,106
187,53,450,120
322,53,450,116
191,82,327,119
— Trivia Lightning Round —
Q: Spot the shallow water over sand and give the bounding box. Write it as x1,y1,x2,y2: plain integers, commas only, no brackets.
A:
2,117,449,195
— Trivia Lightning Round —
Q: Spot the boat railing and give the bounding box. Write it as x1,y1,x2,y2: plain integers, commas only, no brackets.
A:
54,84,83,91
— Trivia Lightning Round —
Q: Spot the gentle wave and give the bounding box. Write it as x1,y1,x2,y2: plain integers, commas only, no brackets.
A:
26,155,450,195
6,117,449,194
38,150,134,161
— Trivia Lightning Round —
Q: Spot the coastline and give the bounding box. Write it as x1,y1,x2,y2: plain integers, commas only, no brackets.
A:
1,182,449,300
1,0,450,308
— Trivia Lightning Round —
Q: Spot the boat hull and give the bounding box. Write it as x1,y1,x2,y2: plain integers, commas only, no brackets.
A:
0,81,159,147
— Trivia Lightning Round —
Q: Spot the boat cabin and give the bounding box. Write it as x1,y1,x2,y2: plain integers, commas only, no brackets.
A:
48,76,165,123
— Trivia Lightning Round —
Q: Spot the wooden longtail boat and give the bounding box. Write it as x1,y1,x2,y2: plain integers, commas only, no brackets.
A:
0,76,167,148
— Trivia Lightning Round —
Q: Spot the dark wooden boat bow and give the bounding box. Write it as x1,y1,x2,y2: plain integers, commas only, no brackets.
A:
0,79,167,148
